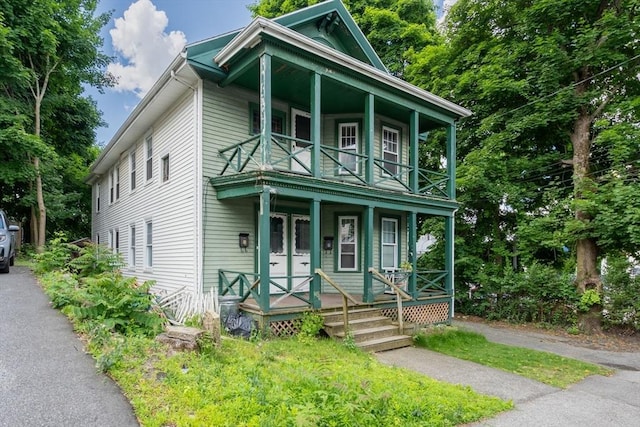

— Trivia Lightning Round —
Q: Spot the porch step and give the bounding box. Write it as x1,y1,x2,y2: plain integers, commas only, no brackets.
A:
322,308,412,352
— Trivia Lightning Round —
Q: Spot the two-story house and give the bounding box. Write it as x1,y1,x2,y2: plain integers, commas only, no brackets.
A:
87,0,471,341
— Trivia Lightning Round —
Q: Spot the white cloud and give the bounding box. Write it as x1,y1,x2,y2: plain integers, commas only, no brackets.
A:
107,0,186,98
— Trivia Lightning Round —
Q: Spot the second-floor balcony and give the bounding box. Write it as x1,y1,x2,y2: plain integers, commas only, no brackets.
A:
218,132,452,199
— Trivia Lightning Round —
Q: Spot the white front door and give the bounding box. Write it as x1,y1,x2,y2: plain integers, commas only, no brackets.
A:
291,109,311,174
292,215,311,291
268,213,311,293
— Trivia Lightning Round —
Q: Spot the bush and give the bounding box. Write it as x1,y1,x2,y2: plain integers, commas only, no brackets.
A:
602,254,640,331
457,263,578,325
34,233,76,274
69,243,123,277
40,271,82,309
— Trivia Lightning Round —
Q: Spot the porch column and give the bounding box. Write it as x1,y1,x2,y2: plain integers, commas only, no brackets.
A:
311,72,321,178
409,111,419,194
258,186,271,312
364,93,375,185
446,123,456,199
408,210,417,297
363,205,374,302
310,198,321,309
259,53,272,166
445,214,455,321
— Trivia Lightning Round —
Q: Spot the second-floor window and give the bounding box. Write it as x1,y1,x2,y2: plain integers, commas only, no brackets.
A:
382,126,399,176
130,151,137,191
109,166,120,203
96,183,100,213
162,154,170,182
250,106,285,135
145,135,153,181
338,122,359,174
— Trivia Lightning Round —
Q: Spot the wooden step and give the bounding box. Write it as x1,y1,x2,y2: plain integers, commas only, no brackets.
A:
323,316,390,335
357,335,414,352
335,324,400,342
321,307,382,324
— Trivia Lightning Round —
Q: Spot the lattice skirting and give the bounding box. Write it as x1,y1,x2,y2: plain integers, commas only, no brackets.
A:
381,302,450,325
269,319,299,337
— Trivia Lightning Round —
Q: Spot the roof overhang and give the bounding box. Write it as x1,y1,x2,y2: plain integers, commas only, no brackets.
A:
86,52,199,184
214,17,472,120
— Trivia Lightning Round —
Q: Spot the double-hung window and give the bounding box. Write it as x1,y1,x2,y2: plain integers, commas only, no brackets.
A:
130,151,137,191
250,105,285,135
338,122,359,174
381,218,398,270
162,154,170,182
382,126,399,176
145,135,153,181
338,216,358,271
96,184,101,213
129,224,136,267
145,220,153,268
109,167,120,203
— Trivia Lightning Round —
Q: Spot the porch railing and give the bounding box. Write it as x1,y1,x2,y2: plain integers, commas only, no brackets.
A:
218,134,450,198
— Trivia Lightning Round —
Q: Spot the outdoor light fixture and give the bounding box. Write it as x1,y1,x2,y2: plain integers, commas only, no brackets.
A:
238,233,249,250
323,236,334,252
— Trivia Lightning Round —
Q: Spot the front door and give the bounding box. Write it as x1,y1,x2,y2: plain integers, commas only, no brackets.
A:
291,109,311,174
268,213,311,293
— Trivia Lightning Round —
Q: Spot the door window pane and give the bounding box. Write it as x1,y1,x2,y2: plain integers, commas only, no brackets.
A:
270,216,284,253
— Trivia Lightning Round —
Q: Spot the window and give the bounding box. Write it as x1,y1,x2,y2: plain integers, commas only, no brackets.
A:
130,151,137,191
381,218,398,270
145,220,153,268
250,105,285,135
115,229,120,253
96,233,100,245
129,224,136,267
382,126,400,176
108,229,113,250
96,184,101,213
338,122,359,174
145,135,153,181
338,216,358,271
109,170,114,203
109,167,120,203
162,154,170,182
115,166,120,200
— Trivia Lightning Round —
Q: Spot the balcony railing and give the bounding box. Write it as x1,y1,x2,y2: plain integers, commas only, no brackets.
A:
218,134,450,199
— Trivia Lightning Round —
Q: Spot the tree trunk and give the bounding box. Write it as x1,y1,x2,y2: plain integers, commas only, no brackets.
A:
571,110,600,293
33,90,46,252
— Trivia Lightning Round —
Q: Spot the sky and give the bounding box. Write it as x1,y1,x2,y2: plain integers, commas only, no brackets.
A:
90,0,255,145
90,0,455,146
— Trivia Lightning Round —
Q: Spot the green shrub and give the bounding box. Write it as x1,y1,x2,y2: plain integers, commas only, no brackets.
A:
69,243,123,277
602,254,640,331
73,273,164,336
40,271,81,309
296,311,324,343
34,233,76,274
578,289,601,312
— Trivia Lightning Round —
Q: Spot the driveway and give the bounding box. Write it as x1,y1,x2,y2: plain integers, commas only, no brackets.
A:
0,266,139,427
376,320,640,426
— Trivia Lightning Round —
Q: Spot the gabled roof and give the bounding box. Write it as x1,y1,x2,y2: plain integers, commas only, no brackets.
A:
186,0,387,81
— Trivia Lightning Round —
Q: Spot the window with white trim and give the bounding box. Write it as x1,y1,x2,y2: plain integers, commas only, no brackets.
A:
109,166,120,203
130,151,137,191
129,224,136,267
382,126,399,176
145,220,153,268
115,228,120,254
381,218,398,270
162,154,170,182
338,216,358,271
145,135,153,181
338,122,359,174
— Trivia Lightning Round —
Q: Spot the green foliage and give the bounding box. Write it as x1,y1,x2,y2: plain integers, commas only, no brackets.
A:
457,263,579,325
296,311,324,342
68,243,123,277
415,328,611,387
34,232,76,274
601,254,640,332
578,289,601,312
40,270,81,308
73,273,163,336
108,337,511,426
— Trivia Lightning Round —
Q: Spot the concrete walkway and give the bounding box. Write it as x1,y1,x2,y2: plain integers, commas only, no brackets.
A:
376,320,640,427
0,266,139,427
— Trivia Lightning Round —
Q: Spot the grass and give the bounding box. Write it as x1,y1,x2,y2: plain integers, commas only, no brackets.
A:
414,328,612,388
104,335,512,426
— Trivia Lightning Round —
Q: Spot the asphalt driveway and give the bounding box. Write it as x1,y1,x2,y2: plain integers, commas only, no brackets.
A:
0,266,138,427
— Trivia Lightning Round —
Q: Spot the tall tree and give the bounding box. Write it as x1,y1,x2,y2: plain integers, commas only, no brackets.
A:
407,0,640,291
0,0,111,250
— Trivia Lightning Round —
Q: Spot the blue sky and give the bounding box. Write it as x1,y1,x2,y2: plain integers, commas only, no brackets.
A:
90,0,255,145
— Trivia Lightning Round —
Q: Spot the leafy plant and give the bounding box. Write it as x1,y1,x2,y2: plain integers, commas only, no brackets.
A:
296,311,324,342
69,243,123,277
601,253,640,331
34,232,76,274
578,289,601,312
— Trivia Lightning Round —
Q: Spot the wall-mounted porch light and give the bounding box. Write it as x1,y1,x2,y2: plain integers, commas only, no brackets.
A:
323,236,334,252
239,233,250,251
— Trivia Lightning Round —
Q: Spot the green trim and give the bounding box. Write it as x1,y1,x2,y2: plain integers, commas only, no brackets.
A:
334,118,363,176
334,212,362,273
